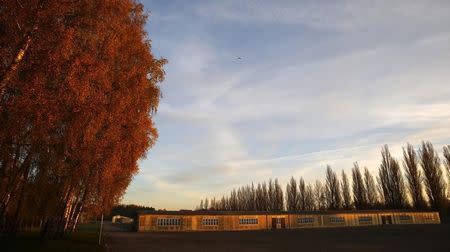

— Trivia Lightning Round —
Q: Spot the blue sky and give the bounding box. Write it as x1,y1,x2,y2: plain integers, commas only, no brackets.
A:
122,0,450,210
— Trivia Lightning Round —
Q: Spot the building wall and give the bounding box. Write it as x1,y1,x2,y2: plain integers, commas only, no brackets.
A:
112,215,134,224
138,211,440,232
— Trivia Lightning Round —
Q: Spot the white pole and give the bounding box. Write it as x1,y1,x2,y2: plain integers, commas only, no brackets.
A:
98,213,104,245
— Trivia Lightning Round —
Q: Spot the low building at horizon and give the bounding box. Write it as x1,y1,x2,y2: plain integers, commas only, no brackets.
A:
137,210,440,232
112,215,134,224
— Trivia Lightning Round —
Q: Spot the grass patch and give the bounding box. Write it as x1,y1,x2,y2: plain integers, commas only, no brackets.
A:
75,222,101,233
2,223,104,252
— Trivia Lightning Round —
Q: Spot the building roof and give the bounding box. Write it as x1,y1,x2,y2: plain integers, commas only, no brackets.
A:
137,209,437,216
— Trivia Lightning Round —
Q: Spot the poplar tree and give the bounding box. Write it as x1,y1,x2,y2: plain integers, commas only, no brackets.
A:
325,166,341,210
403,143,426,209
364,167,378,208
298,178,306,210
250,183,256,211
443,146,450,191
341,170,352,209
352,163,367,209
378,145,407,209
313,180,326,210
261,182,269,211
255,183,264,211
286,177,298,211
204,198,209,210
229,189,238,211
304,183,315,211
268,179,275,211
274,179,284,211
419,142,446,211
197,141,450,215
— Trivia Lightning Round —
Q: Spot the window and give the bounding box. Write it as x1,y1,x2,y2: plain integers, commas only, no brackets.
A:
298,217,315,224
399,215,412,221
157,218,181,226
329,216,345,223
358,216,373,224
202,218,219,226
239,218,258,225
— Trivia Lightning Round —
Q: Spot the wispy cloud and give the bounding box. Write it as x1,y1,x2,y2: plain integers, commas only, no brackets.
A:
123,0,450,210
195,0,450,32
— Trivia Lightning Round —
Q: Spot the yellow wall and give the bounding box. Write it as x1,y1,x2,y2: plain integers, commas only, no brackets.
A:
138,211,440,232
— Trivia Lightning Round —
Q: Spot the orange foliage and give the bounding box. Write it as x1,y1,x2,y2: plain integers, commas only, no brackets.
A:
0,0,165,237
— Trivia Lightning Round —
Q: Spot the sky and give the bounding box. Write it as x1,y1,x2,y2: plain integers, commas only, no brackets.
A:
122,0,450,210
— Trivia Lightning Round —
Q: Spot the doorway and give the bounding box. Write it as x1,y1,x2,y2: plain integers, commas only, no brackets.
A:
271,217,286,229
381,215,393,225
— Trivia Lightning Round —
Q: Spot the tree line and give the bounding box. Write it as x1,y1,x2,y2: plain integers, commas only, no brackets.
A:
107,204,155,220
0,1,165,238
197,142,450,218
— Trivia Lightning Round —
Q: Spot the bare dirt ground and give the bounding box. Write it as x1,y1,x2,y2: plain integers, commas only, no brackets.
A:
103,222,450,252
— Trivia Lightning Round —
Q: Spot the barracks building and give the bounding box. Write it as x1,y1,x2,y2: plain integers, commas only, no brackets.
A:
137,210,440,232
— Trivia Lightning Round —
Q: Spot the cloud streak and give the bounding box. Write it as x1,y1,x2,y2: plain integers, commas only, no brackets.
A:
122,0,450,210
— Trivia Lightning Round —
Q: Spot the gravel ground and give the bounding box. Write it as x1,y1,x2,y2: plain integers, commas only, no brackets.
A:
104,222,450,252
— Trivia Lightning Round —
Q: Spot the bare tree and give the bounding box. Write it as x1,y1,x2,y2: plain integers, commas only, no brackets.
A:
240,186,247,211
341,170,352,209
364,167,378,208
210,198,217,210
298,178,306,210
261,182,269,211
268,179,275,211
286,177,298,211
197,141,450,214
255,183,265,211
444,145,450,193
313,180,326,210
376,179,385,208
204,198,209,210
325,166,341,210
305,183,315,211
236,188,243,211
229,189,238,211
250,184,256,211
285,177,298,211
274,179,284,211
403,143,426,209
419,141,446,211
219,196,227,210
352,162,367,209
378,145,407,209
